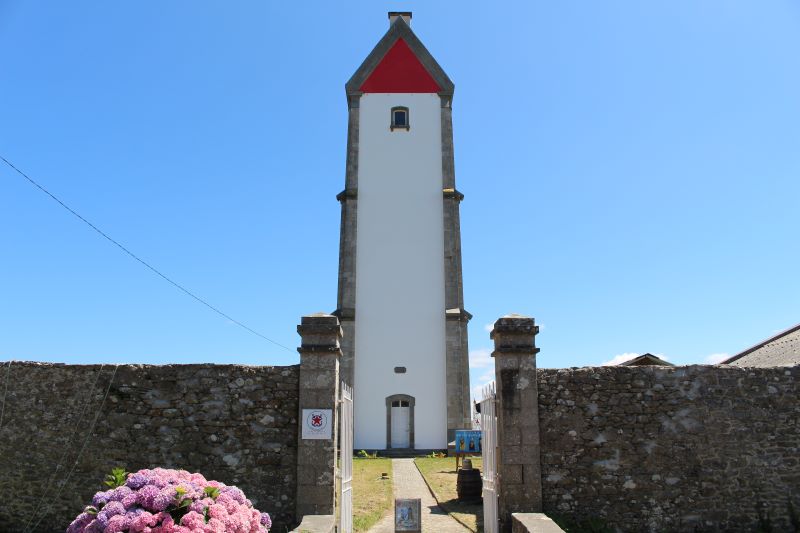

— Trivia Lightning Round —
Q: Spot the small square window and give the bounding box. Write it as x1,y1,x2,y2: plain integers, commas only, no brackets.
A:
391,106,409,131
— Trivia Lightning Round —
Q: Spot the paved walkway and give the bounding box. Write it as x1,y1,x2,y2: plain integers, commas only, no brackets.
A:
367,458,470,533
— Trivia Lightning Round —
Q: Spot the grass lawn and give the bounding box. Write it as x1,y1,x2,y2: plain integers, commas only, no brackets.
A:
414,456,484,533
352,457,393,532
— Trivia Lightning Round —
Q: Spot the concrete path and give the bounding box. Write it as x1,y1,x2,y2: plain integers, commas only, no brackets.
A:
367,458,470,533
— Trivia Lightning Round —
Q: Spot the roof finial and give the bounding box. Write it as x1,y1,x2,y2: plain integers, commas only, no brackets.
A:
388,12,412,27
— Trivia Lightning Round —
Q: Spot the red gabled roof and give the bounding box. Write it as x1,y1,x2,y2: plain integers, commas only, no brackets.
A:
359,38,441,93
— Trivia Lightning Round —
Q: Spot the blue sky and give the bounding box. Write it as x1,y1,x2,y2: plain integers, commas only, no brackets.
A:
1,2,799,397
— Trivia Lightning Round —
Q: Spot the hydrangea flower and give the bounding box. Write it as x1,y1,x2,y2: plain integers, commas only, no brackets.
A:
67,468,271,533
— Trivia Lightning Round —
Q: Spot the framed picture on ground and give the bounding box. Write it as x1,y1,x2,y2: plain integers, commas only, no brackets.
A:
394,498,421,532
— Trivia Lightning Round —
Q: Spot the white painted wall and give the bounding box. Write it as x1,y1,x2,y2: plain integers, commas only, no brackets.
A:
354,93,447,449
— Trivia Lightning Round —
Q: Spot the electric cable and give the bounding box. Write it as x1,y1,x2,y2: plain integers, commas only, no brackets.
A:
0,155,293,353
27,365,118,533
0,360,11,430
22,364,106,533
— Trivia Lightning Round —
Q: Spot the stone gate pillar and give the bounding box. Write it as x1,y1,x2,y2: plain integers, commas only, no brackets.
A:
296,313,342,520
491,314,542,532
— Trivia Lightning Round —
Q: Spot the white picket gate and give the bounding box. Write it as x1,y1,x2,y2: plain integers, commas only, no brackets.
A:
480,382,499,533
339,381,354,533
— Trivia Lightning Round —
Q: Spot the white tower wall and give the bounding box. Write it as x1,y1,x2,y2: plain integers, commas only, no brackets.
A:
353,93,447,449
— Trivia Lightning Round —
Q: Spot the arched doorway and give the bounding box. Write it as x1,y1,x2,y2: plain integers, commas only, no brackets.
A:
385,394,415,449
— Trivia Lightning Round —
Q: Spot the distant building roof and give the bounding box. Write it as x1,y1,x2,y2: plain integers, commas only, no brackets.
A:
721,323,800,367
619,353,674,367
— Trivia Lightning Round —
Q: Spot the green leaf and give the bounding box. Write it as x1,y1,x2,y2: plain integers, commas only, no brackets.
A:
167,498,193,522
173,486,188,504
203,486,220,499
102,467,129,489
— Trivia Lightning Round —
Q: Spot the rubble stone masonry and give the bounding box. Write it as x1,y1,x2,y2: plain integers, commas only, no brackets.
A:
0,362,300,532
537,364,800,532
2,361,797,532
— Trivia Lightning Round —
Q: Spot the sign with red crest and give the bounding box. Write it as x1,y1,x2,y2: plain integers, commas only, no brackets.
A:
301,408,332,439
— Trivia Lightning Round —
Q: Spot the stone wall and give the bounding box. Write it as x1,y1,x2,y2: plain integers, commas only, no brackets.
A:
537,364,800,532
0,362,300,532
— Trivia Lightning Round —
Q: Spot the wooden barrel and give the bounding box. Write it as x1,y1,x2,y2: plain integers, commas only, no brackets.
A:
456,468,482,503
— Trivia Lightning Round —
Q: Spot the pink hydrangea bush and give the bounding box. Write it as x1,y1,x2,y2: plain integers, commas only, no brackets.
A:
67,468,271,533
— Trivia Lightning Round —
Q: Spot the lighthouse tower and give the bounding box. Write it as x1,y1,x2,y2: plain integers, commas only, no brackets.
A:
335,12,471,450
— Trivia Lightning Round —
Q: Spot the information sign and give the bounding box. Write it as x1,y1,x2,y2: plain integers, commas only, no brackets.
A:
301,408,332,439
454,429,481,453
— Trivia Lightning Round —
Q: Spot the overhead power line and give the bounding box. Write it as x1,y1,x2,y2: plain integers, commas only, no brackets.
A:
1,154,294,354
22,364,107,533
27,364,119,533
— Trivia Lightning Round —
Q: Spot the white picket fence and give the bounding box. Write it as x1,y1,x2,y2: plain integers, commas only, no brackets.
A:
481,382,498,533
339,381,354,533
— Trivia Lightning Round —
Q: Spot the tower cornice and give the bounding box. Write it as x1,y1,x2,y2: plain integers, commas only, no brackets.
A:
443,188,464,202
336,189,358,202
